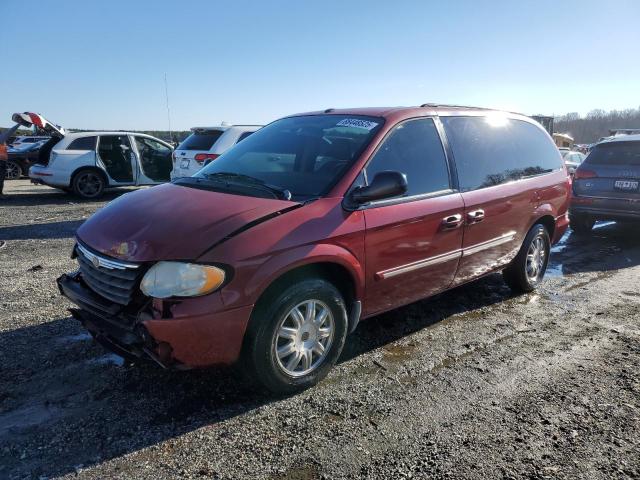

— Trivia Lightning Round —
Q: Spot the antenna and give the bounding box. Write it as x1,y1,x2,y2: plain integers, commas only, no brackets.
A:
164,73,172,142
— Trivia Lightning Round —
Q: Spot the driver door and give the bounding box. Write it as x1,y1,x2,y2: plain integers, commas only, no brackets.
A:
133,135,173,184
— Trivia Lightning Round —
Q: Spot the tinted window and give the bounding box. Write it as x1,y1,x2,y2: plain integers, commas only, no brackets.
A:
237,131,254,143
585,141,640,166
364,118,449,197
193,115,383,200
67,136,97,150
442,116,562,192
178,130,223,151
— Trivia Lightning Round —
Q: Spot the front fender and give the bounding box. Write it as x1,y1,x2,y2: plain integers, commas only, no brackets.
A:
219,242,365,308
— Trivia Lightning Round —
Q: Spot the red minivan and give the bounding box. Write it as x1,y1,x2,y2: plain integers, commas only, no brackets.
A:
58,105,570,393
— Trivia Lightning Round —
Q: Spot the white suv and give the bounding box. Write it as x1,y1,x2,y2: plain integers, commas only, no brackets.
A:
170,124,261,179
12,112,174,198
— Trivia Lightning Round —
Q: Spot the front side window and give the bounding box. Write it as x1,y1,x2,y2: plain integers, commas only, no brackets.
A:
188,115,384,200
364,118,450,198
442,116,562,192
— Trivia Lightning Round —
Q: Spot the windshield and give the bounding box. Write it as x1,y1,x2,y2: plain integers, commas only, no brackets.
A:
185,114,384,200
586,141,640,166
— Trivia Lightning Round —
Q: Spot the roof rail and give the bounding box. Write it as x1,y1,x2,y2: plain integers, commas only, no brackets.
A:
419,102,486,109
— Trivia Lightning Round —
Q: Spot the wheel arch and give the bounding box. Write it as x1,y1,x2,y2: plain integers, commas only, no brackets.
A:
70,165,109,188
247,247,364,335
533,214,556,239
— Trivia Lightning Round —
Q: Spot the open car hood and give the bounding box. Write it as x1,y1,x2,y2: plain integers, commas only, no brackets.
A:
11,112,65,137
76,183,300,262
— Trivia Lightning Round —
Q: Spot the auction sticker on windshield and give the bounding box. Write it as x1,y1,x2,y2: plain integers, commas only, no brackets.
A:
336,118,379,130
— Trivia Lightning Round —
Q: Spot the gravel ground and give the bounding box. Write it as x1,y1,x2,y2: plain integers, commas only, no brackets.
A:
1,179,639,480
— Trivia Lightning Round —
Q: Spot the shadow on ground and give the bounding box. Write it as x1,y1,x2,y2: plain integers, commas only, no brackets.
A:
0,220,85,240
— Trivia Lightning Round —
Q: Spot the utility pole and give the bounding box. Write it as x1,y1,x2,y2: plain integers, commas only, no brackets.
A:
164,73,172,143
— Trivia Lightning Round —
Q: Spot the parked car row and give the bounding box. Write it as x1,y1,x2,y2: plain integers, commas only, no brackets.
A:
6,106,639,393
6,113,260,198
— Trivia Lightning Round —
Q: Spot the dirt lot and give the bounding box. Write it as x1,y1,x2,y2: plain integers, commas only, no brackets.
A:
0,179,639,480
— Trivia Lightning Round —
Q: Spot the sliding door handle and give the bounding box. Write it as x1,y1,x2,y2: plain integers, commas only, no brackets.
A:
442,213,463,229
467,209,485,223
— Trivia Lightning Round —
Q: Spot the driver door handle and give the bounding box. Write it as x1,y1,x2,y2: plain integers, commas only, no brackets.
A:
467,209,485,223
442,213,463,229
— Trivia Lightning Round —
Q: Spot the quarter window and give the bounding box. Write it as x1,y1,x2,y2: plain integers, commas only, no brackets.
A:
364,118,450,198
237,131,254,142
442,116,562,192
67,136,97,151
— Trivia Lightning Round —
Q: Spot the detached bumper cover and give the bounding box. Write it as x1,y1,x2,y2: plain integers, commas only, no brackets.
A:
57,272,253,368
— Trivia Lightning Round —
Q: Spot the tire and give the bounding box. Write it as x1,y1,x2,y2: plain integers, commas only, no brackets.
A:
503,224,551,293
243,278,348,394
6,161,22,180
72,169,106,199
569,213,595,234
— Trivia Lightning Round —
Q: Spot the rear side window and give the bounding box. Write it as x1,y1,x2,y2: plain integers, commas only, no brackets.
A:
442,116,562,191
585,142,640,166
67,136,97,150
237,131,254,143
178,130,223,151
365,118,450,197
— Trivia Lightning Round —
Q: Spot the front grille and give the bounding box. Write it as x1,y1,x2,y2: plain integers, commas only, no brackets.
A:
75,243,141,305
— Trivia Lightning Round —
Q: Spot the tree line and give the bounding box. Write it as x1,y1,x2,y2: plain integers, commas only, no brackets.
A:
554,107,640,144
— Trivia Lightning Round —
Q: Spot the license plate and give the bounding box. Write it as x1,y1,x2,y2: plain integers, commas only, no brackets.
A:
614,180,639,191
180,159,190,169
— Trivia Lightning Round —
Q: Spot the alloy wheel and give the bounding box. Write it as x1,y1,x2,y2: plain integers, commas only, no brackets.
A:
526,235,547,281
273,299,335,377
76,172,102,198
5,162,21,180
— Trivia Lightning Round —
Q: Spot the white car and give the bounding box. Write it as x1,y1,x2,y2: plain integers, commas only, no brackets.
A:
12,112,174,198
170,124,261,179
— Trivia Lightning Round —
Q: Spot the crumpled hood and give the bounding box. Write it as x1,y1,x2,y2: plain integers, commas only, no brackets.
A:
77,183,298,262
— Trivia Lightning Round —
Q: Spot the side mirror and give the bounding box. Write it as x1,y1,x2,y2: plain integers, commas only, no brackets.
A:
349,171,408,205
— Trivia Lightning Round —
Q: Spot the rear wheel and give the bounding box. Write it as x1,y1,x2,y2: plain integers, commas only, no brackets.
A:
5,161,22,180
570,213,595,234
72,169,106,199
243,278,348,394
503,224,551,293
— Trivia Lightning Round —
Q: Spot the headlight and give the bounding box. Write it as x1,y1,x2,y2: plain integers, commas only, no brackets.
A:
140,262,226,298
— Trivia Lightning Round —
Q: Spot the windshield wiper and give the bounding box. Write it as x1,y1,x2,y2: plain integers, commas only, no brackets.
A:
202,172,292,200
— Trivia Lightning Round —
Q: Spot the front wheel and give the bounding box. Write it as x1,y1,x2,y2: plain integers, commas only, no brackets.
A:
243,278,348,394
503,224,551,293
72,170,105,199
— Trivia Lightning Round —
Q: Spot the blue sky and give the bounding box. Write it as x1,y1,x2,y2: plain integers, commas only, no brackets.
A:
1,0,638,130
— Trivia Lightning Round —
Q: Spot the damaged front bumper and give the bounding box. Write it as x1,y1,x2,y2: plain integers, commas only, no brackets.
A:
57,271,253,369
57,272,175,368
